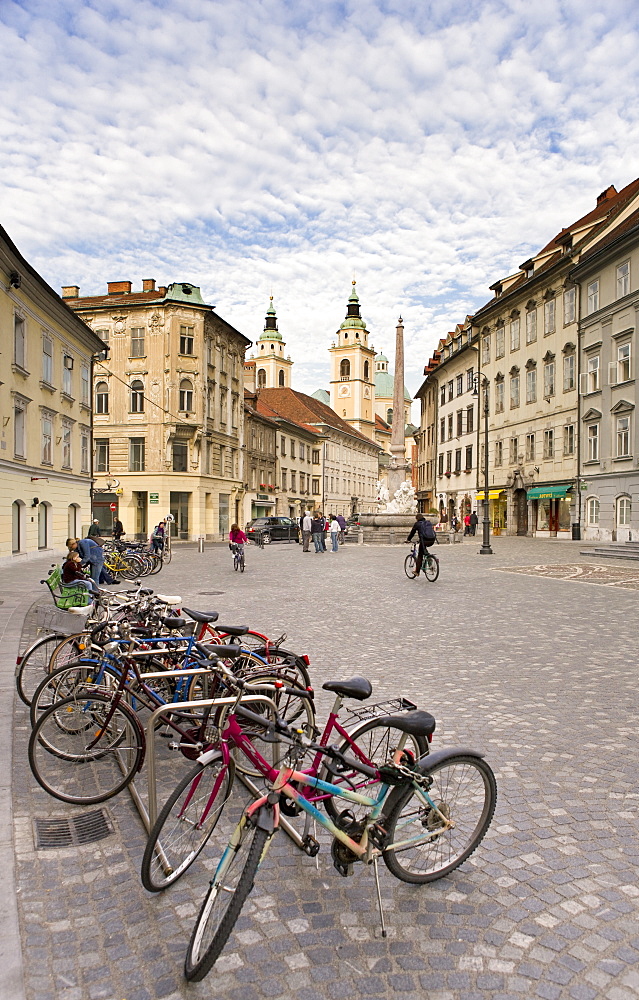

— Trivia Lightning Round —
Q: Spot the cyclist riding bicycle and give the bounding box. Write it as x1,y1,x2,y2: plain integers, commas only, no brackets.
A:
229,523,247,558
406,513,436,575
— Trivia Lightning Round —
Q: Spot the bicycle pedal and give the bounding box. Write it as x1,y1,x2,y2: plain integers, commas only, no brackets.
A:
301,834,320,858
333,859,354,877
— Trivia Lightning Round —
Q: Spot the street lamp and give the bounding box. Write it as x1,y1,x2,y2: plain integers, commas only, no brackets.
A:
472,373,493,556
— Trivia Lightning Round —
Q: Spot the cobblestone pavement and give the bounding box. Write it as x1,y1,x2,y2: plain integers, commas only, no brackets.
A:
496,563,639,588
3,536,639,1000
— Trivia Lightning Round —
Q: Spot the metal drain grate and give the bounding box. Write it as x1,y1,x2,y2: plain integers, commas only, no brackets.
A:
34,810,113,849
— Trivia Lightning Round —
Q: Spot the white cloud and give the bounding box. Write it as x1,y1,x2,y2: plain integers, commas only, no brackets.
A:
2,0,639,405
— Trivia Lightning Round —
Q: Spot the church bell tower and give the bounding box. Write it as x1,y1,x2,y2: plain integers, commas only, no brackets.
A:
329,282,376,439
254,297,293,389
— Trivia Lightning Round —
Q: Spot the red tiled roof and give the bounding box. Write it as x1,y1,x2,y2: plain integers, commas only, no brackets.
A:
375,413,391,430
574,205,639,267
71,289,169,308
257,388,380,447
538,178,639,254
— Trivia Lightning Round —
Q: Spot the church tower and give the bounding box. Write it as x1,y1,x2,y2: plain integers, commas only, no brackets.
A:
329,281,376,439
254,297,293,389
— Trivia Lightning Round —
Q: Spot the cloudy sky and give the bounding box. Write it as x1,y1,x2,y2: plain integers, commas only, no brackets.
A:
2,0,639,404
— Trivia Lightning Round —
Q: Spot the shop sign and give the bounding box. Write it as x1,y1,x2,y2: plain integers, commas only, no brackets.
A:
149,493,159,503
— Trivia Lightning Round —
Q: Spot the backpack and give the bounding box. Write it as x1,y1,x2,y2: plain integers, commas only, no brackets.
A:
422,520,436,541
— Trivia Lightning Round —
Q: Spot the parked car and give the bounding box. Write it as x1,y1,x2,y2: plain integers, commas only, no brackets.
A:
245,516,300,543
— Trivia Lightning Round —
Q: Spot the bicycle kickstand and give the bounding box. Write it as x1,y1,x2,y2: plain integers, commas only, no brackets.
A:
372,856,387,938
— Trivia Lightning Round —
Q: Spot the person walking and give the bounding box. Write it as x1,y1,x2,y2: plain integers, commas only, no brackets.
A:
463,513,471,535
67,536,105,585
469,510,478,536
336,512,347,544
301,510,312,552
329,515,340,552
151,521,166,554
113,517,125,540
87,519,102,539
319,513,327,551
310,513,324,553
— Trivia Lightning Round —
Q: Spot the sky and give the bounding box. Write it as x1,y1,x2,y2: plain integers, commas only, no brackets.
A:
2,0,639,407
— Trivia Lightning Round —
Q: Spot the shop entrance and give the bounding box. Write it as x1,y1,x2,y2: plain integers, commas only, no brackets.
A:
514,489,528,535
170,491,190,539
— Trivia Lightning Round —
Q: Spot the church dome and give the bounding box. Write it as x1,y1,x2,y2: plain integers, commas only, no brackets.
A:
259,296,283,341
339,281,367,331
374,368,412,402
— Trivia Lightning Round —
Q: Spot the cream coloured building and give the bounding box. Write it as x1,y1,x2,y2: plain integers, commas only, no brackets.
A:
65,279,250,541
328,282,376,439
0,225,106,562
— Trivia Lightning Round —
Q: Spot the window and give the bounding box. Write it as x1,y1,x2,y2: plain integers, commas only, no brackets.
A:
466,405,474,434
456,410,463,435
465,445,473,470
387,408,393,424
312,449,320,464
617,261,630,299
509,318,520,352
81,364,90,405
587,280,599,314
494,440,503,466
495,382,504,413
95,381,109,414
446,451,452,473
179,326,194,355
466,368,474,391
312,477,320,494
447,414,453,440
448,381,454,401
544,298,555,335
278,369,285,386
616,415,630,457
509,437,519,465
525,433,535,462
495,327,505,359
563,354,575,391
564,287,576,324
585,356,600,393
95,438,109,472
281,470,287,491
257,368,266,388
610,343,631,384
440,386,446,406
481,336,490,365
543,361,555,398
439,418,445,443
80,429,89,473
206,339,213,366
299,443,305,461
172,442,188,472
543,429,554,459
455,449,462,472
364,360,369,380
62,422,72,468
219,389,227,424
14,400,26,458
280,436,287,457
290,471,296,491
510,375,520,408
130,380,144,412
526,310,537,344
129,437,145,471
96,328,109,346
340,359,350,379
564,424,575,455
130,328,145,357
617,496,631,526
456,375,463,396
14,314,26,368
290,440,296,460
438,453,444,476
526,369,537,404
588,423,599,461
62,355,73,396
179,379,193,411
41,414,53,464
42,334,53,384
587,497,600,525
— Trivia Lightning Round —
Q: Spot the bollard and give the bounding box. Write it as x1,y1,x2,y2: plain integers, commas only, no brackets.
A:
197,536,205,553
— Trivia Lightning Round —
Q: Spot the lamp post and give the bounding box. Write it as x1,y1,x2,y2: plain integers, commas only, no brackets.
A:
472,373,493,556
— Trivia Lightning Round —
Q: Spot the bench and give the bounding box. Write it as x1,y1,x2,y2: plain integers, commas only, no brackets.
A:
41,564,92,609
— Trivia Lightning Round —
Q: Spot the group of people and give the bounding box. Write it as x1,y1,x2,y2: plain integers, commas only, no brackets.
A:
62,528,119,596
300,511,346,553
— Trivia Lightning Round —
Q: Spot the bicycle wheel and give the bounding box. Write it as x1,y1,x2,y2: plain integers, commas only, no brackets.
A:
323,718,428,821
240,554,245,573
148,554,164,575
30,659,115,726
233,554,239,572
141,753,234,892
382,755,496,884
121,555,145,580
404,554,418,579
16,632,68,706
163,546,173,564
48,631,95,673
184,819,270,981
28,692,144,804
423,553,440,582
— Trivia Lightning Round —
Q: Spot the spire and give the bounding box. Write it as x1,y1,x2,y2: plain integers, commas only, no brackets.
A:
340,280,366,330
259,296,283,341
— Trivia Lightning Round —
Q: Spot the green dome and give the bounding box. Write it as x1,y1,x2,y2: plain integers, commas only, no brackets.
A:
339,280,367,331
259,295,283,341
374,369,412,401
311,388,330,405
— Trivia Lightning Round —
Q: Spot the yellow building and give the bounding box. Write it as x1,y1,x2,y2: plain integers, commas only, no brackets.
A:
0,224,106,562
329,282,376,438
65,279,250,541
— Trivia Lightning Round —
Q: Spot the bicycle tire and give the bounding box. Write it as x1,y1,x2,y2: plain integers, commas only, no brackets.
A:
121,554,146,580
233,555,239,572
141,753,234,892
47,631,95,674
423,554,440,582
404,554,418,579
184,821,269,982
240,555,245,573
15,632,68,706
148,554,164,575
382,755,496,884
323,718,428,821
163,547,172,564
28,691,145,805
30,658,116,726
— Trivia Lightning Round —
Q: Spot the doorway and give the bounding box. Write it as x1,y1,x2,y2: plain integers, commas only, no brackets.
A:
170,491,190,539
514,489,528,536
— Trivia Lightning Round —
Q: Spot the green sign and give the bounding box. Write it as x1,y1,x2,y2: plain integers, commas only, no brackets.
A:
149,493,159,503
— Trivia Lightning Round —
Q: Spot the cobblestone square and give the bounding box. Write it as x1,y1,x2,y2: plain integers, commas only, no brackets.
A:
2,537,637,1000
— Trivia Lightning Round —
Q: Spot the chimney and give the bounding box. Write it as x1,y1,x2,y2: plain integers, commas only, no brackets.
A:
107,281,132,295
158,286,167,296
142,279,156,292
596,185,618,206
61,285,80,299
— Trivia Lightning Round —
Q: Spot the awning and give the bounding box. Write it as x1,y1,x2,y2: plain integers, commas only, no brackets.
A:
476,490,505,500
527,485,573,500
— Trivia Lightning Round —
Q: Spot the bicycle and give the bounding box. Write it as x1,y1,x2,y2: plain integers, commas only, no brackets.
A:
231,543,245,573
183,696,496,981
404,542,439,582
141,666,430,892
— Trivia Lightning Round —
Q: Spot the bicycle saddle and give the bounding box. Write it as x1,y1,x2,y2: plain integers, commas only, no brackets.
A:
215,625,249,637
159,617,188,630
182,608,220,624
374,710,436,737
322,677,372,701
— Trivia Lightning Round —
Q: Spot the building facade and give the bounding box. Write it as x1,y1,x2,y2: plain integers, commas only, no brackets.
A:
414,348,441,513
1,225,106,562
66,279,251,541
243,389,279,522
328,282,376,440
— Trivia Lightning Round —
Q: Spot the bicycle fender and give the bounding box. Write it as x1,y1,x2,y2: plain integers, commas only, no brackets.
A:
197,748,219,766
255,807,276,834
415,747,485,775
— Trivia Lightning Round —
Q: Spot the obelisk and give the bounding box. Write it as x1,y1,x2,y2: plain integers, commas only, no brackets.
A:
387,316,409,499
